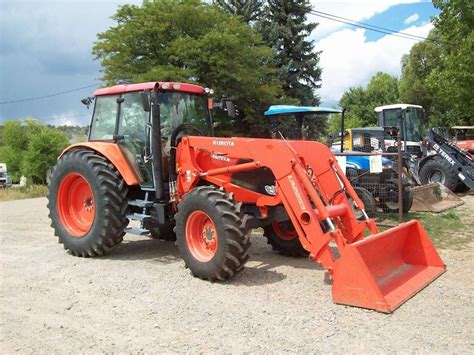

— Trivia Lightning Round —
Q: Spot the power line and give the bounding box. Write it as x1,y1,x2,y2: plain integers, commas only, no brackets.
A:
310,11,423,42
310,9,449,45
311,10,428,40
0,83,101,105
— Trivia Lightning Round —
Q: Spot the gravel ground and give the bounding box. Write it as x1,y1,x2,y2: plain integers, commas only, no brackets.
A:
1,197,473,353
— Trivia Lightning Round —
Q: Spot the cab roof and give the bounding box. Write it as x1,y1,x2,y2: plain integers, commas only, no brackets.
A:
264,105,342,116
374,103,423,112
94,82,206,96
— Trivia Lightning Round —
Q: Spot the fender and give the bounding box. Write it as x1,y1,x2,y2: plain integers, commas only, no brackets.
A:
59,142,140,186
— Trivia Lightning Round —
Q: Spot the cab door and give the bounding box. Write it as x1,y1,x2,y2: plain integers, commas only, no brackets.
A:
117,92,153,188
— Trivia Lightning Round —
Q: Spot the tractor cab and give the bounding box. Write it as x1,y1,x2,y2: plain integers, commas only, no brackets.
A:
374,104,425,157
264,105,342,140
88,82,215,189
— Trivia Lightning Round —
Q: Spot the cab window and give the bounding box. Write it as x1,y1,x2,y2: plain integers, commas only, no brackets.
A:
118,92,148,142
89,95,118,140
159,92,210,139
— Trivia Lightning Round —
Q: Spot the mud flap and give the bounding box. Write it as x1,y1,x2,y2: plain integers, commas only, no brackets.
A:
411,183,464,213
332,220,446,313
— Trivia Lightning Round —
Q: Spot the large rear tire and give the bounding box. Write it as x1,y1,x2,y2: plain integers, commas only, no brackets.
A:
48,149,129,257
263,221,308,257
174,186,251,281
419,156,459,191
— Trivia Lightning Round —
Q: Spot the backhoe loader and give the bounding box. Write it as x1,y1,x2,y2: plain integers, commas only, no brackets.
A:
48,82,445,313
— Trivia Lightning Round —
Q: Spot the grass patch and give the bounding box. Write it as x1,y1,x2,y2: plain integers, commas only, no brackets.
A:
0,185,48,202
381,209,472,249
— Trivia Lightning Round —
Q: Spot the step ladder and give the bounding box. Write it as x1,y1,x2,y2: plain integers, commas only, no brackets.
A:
125,192,153,236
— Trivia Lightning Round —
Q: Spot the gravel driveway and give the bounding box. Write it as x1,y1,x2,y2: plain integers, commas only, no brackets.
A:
1,197,472,353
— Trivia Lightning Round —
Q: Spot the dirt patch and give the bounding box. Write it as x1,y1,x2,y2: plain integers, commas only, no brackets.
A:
1,197,473,352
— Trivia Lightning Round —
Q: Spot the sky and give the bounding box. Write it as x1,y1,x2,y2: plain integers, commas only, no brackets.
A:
0,0,439,126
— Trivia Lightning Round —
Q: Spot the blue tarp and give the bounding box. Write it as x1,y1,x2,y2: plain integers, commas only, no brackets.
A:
264,105,342,116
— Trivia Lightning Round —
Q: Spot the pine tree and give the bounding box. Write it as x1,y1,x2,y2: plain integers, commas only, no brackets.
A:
259,0,321,105
214,0,264,24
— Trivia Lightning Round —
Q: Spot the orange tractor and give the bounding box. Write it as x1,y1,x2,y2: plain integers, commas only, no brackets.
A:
48,82,445,313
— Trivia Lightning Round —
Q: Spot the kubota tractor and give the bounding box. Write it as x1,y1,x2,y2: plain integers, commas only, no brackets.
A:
48,82,446,313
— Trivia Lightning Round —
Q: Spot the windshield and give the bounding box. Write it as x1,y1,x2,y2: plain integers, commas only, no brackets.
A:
405,108,423,142
159,92,211,138
382,108,423,142
271,114,301,139
272,113,328,140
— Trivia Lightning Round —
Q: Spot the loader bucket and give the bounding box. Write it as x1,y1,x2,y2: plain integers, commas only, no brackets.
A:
411,183,464,213
332,220,445,313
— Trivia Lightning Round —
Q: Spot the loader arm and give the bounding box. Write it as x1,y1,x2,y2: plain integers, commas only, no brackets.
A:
176,137,377,272
175,136,446,313
426,128,474,189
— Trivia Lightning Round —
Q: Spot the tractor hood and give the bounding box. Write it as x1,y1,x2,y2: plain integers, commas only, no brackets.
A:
330,148,393,171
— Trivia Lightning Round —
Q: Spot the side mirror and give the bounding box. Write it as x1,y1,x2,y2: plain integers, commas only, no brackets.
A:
141,91,150,112
81,97,94,109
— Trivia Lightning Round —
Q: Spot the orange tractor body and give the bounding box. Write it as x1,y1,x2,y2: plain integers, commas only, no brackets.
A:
49,82,445,313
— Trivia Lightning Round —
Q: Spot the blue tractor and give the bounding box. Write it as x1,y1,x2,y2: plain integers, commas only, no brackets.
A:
264,105,413,216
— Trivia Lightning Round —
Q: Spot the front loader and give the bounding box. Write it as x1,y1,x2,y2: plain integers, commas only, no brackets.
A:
48,82,445,313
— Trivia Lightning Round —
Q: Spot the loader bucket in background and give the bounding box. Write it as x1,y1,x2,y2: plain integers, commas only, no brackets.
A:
411,183,464,213
332,220,445,313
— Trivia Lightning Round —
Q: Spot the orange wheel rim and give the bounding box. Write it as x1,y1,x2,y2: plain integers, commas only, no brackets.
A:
185,211,218,262
57,173,95,237
272,221,297,241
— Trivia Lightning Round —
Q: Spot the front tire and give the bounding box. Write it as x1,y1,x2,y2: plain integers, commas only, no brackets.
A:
419,156,459,191
174,186,251,281
48,149,129,257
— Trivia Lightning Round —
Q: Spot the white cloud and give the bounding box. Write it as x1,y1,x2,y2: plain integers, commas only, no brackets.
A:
310,0,423,39
48,111,90,127
317,22,433,106
404,13,420,24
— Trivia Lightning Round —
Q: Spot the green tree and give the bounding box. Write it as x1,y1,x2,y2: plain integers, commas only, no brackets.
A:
22,126,69,184
366,72,399,107
429,0,474,125
3,120,28,151
2,121,28,181
399,30,443,120
337,72,399,130
399,1,474,126
214,0,263,23
258,0,322,105
93,0,283,136
0,120,69,183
